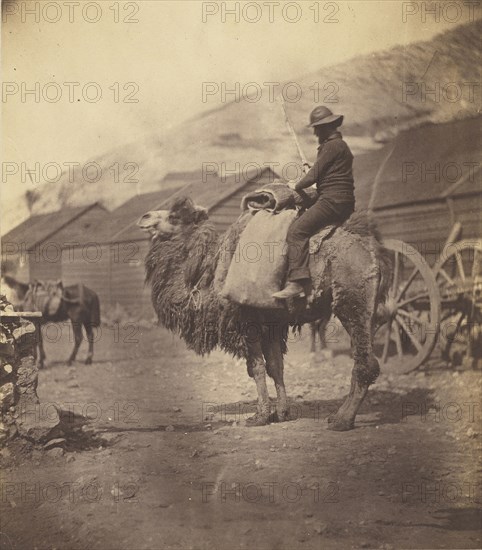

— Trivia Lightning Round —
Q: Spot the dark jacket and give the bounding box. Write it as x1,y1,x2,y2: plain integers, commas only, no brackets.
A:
295,131,354,202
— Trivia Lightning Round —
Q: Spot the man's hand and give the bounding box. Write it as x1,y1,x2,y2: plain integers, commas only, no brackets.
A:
287,180,298,191
302,162,311,174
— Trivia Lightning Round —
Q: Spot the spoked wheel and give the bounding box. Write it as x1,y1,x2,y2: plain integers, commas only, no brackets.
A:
435,239,482,368
374,239,441,374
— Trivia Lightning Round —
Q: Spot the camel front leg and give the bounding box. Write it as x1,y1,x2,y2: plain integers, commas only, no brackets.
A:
246,338,271,426
329,279,380,431
327,371,370,431
262,329,288,422
328,341,379,431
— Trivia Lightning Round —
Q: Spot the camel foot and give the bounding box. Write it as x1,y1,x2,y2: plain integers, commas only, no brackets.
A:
67,359,75,367
246,412,270,427
327,413,355,431
85,357,93,365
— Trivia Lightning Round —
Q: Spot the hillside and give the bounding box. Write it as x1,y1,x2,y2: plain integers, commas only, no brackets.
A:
8,19,482,229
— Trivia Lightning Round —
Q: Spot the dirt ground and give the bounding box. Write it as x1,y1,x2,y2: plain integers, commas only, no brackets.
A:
1,322,481,550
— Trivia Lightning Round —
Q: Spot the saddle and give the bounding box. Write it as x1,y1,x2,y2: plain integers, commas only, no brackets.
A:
241,182,339,254
62,283,83,304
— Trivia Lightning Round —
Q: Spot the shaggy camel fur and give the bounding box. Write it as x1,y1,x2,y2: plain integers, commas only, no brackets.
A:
138,197,392,430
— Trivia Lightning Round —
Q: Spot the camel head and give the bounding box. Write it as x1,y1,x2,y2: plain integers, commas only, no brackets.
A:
138,196,209,239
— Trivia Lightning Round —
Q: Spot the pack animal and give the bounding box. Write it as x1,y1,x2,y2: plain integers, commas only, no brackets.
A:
2,277,100,368
138,197,392,430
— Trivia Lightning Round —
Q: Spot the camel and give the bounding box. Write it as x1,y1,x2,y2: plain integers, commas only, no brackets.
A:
138,196,392,430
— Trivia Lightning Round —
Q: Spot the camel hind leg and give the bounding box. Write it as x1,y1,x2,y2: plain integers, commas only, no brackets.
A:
329,273,380,431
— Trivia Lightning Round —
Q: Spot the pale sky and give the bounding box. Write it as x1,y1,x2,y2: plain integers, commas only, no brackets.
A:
2,0,479,198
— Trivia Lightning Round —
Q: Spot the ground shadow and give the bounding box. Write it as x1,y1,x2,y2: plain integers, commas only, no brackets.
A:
376,508,482,532
47,408,118,451
203,387,436,428
40,358,124,369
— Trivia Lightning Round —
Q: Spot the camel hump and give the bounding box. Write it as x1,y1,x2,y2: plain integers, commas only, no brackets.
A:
309,210,380,254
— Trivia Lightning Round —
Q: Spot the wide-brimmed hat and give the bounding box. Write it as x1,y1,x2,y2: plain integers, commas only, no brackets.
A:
308,106,344,127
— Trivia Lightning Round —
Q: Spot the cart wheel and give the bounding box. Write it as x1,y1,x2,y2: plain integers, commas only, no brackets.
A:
435,239,482,367
374,239,441,374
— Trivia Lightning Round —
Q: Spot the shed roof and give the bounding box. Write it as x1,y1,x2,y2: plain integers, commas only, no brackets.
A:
46,203,107,245
113,166,279,242
371,117,481,210
1,203,105,251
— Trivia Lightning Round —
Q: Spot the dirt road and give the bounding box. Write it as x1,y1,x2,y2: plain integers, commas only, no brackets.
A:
1,324,481,549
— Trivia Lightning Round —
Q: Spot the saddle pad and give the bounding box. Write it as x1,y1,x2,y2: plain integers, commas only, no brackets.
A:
309,225,337,255
220,209,298,308
63,283,83,304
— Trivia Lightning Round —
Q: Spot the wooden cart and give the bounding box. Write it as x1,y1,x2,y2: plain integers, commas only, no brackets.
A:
369,118,481,373
375,224,481,373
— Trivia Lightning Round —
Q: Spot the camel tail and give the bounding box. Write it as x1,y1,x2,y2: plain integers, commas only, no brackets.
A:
377,245,393,304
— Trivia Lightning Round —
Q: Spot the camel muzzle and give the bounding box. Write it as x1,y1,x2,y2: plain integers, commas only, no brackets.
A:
137,210,174,238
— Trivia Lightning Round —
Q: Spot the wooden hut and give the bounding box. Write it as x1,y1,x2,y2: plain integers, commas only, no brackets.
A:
1,203,106,282
370,117,481,265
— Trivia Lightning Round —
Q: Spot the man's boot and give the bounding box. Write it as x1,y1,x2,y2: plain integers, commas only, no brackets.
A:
272,281,305,300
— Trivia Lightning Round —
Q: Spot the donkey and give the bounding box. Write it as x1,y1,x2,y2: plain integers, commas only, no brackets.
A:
2,276,101,368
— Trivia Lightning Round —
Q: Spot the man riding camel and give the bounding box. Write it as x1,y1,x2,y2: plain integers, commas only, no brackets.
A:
273,106,355,300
